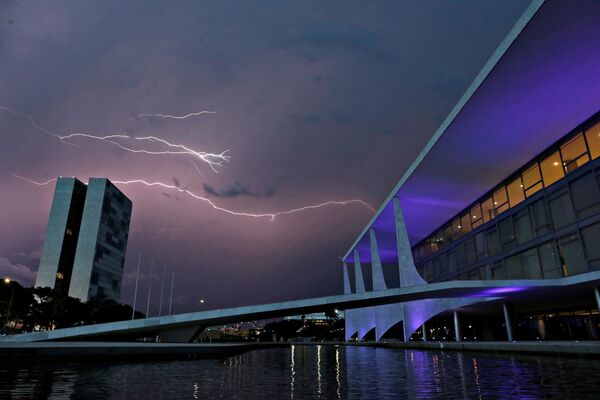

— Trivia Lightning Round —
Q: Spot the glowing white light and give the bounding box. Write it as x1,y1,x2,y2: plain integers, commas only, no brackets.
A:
1,105,228,172
10,173,57,186
136,110,217,119
11,174,376,220
0,105,58,137
58,133,230,172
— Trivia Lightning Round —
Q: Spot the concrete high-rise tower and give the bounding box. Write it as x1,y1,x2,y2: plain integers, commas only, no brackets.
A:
35,177,132,302
35,178,88,295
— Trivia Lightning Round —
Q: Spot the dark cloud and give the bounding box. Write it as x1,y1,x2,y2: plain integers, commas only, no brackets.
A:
161,192,180,201
203,181,276,199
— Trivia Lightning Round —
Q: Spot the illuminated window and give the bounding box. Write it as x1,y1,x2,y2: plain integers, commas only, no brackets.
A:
540,151,564,187
507,178,525,207
521,164,543,197
413,117,600,267
433,229,444,247
493,187,509,215
481,197,494,223
560,133,589,173
470,203,483,228
584,121,600,159
451,217,462,240
56,272,64,280
66,228,73,236
460,213,472,234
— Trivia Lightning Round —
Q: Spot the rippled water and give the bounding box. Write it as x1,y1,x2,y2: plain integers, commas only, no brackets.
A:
2,345,600,399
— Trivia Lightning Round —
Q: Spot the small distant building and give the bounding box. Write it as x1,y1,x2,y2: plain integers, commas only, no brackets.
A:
285,311,344,324
35,177,132,302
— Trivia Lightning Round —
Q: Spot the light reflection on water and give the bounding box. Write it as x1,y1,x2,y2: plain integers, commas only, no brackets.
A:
1,346,600,399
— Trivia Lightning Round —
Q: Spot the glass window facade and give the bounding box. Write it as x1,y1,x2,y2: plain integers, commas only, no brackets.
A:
585,121,600,159
413,113,600,283
560,133,589,173
540,151,564,186
522,164,543,197
413,114,600,265
507,178,525,207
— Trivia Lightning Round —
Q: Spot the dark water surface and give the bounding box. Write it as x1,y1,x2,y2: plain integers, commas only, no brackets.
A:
2,345,600,399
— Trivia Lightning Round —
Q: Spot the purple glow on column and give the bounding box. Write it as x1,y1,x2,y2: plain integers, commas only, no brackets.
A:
473,286,526,297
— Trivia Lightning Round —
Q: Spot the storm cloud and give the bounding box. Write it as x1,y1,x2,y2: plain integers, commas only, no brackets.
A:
0,0,529,312
203,182,276,199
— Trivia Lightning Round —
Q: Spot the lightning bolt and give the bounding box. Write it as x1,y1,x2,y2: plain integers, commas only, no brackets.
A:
11,173,375,220
1,104,228,172
0,105,59,137
135,110,217,119
57,133,230,172
9,173,58,186
188,159,206,179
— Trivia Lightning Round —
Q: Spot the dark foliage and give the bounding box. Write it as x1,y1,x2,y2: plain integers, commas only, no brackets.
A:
1,280,144,333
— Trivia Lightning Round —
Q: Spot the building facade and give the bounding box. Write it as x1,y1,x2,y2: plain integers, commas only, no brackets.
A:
341,0,600,342
35,178,88,295
35,178,132,302
413,116,600,284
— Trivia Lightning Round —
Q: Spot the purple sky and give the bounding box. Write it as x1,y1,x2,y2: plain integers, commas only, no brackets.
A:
0,1,528,313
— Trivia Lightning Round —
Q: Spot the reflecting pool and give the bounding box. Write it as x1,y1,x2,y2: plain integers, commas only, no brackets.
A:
2,345,600,399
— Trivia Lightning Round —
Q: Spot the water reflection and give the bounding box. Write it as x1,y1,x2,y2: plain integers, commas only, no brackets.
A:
316,345,322,395
1,346,600,399
335,346,341,399
290,344,295,399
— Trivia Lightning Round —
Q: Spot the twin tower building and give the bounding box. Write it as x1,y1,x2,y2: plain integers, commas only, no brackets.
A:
34,177,132,302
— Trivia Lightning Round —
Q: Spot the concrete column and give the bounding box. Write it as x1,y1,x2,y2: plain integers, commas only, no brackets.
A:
422,322,427,342
594,287,600,312
353,249,365,293
503,303,514,342
343,262,352,294
393,198,426,287
370,229,387,291
453,311,461,342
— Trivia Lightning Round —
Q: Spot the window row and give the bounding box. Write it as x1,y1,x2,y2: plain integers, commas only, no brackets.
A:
416,205,600,283
413,119,600,263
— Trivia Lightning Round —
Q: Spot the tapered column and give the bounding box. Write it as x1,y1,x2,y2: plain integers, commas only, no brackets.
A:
594,287,600,313
454,311,461,342
370,229,387,291
354,249,365,293
393,198,426,287
503,303,514,342
343,262,356,341
422,322,427,342
343,262,352,294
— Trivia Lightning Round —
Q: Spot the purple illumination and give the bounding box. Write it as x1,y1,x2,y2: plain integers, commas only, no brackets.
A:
349,1,600,263
472,286,526,297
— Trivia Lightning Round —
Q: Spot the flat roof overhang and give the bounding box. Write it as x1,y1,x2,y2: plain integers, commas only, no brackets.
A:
345,0,600,263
